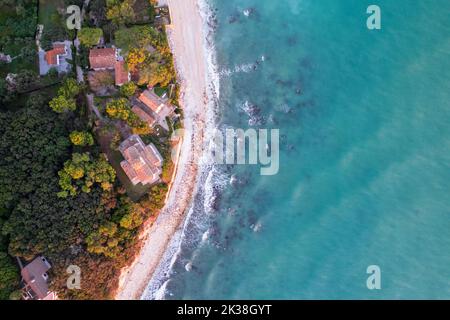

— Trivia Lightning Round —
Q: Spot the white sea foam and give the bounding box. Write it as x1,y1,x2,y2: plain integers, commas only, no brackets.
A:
141,0,224,300
219,55,265,78
204,166,229,214
153,279,171,300
251,222,263,233
238,100,264,126
201,229,210,242
198,0,221,100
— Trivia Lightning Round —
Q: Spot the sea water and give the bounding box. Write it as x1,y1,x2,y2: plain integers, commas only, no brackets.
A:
143,0,450,299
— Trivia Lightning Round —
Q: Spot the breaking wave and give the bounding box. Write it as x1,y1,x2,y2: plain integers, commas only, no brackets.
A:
219,55,265,78
141,0,225,300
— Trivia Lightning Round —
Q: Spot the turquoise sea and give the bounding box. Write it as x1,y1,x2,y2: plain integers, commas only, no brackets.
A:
144,0,450,299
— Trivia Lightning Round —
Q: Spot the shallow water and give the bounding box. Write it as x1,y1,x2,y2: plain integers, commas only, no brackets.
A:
145,0,450,299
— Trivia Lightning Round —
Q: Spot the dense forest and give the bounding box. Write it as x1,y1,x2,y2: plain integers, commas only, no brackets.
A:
0,82,161,299
0,0,177,300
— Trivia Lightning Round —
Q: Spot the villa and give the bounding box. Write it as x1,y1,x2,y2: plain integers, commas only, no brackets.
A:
89,47,117,70
138,89,175,130
20,256,56,300
39,41,72,75
119,135,164,186
132,104,157,128
89,47,130,86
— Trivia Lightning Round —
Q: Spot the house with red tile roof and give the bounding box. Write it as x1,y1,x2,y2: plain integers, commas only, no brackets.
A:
138,89,175,130
45,44,66,65
132,104,157,127
89,48,130,86
89,48,117,70
119,135,163,186
39,41,72,75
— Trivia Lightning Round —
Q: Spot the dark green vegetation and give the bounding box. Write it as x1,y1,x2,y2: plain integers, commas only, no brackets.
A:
85,0,176,89
0,77,167,299
38,0,77,50
0,0,178,300
0,0,38,78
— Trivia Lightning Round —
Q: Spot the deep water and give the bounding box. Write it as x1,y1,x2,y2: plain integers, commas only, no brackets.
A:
146,0,450,299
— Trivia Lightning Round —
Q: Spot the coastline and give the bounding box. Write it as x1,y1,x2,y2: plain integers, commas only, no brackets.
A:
115,0,211,300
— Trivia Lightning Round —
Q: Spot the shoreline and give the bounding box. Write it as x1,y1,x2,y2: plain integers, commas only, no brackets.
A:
115,0,211,300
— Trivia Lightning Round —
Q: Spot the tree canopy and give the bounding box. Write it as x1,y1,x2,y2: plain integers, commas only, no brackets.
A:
57,152,116,198
106,0,136,25
78,27,103,47
106,98,131,120
0,99,147,299
70,131,95,146
49,79,82,113
105,98,150,135
119,81,137,97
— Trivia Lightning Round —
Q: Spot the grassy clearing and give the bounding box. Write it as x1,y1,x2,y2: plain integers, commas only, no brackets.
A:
0,1,38,76
153,86,167,97
38,0,64,25
39,0,72,49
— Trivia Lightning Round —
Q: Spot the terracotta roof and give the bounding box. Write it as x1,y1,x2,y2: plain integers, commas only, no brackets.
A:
138,90,163,113
21,256,51,300
121,161,139,184
115,60,129,86
138,90,175,121
145,144,164,166
89,48,116,69
45,44,67,65
132,105,156,126
119,135,163,185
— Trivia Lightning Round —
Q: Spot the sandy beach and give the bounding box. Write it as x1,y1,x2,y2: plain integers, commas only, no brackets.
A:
115,0,210,300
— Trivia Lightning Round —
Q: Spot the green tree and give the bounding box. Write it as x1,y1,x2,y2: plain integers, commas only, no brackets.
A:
127,113,150,135
114,25,162,54
15,70,38,92
78,27,103,47
58,78,81,98
119,207,143,230
0,79,16,105
57,153,116,198
86,221,122,258
70,131,94,146
49,94,77,113
106,0,136,25
119,81,137,97
49,78,81,113
0,104,70,211
105,98,131,120
0,252,20,300
0,97,142,299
